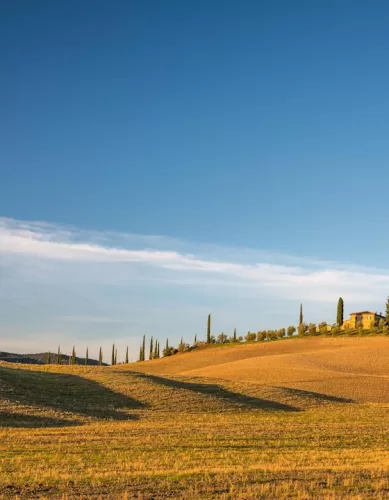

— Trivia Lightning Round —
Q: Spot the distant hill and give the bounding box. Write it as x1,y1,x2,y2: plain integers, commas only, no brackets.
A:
0,351,107,366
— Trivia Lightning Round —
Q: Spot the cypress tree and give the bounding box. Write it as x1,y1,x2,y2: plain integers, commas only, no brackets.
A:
337,297,344,326
139,345,142,362
386,297,389,324
125,346,129,364
98,347,103,366
154,340,158,359
233,328,237,342
111,343,115,365
149,336,154,361
194,334,197,344
57,345,61,365
142,335,146,362
71,346,76,365
299,304,303,326
165,338,169,355
207,314,211,343
157,341,160,358
85,347,88,366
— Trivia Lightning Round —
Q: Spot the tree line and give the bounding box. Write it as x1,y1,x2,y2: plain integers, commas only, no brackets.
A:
45,343,131,366
44,296,389,365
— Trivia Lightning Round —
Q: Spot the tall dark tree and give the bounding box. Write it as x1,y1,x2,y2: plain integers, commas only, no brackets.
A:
98,347,103,366
114,348,118,365
57,345,61,365
299,304,303,326
194,334,197,344
386,296,389,324
71,346,76,365
125,346,129,364
154,340,158,359
142,335,146,361
233,328,237,342
207,314,211,343
157,341,160,358
139,345,143,362
111,343,115,365
85,347,88,366
337,297,344,326
149,336,154,361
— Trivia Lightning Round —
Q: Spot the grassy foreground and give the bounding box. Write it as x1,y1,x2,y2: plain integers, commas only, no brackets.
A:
2,338,389,498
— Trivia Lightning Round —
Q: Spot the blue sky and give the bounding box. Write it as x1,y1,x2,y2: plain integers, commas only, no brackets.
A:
1,1,389,359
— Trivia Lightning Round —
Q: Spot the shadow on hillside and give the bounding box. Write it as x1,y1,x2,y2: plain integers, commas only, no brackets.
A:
0,411,81,428
278,387,354,404
0,366,144,420
131,372,300,412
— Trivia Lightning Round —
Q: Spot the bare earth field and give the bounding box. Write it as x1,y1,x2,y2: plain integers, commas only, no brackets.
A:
2,336,389,498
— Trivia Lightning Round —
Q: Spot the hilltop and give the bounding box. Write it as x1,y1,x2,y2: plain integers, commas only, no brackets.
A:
128,336,389,403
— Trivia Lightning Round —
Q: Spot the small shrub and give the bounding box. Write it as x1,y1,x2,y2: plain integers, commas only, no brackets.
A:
163,346,176,357
319,322,328,335
217,333,229,344
257,331,265,341
245,332,257,342
331,324,340,335
277,328,286,339
177,342,190,353
287,326,296,337
298,323,308,336
267,330,277,340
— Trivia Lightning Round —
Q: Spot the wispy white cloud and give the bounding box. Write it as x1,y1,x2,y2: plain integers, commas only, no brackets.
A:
1,217,389,305
1,216,389,356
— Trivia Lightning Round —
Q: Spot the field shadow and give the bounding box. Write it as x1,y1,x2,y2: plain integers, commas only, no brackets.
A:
131,372,300,412
0,411,81,428
278,387,354,404
0,366,144,420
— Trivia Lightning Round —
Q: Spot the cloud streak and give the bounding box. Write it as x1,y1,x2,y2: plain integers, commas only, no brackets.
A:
1,217,389,303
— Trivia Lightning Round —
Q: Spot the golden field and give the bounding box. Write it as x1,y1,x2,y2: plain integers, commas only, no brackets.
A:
2,336,389,498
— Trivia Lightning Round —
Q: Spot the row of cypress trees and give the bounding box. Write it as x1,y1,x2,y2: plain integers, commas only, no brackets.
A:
45,297,389,366
139,335,161,361
45,344,131,366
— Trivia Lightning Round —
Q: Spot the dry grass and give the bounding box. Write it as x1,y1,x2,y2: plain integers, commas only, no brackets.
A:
2,337,389,498
131,336,389,403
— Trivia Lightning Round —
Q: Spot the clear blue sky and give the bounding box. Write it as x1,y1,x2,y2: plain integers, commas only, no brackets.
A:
1,1,389,357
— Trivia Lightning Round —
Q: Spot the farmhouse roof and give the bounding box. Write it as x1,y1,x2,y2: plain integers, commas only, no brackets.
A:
350,311,386,317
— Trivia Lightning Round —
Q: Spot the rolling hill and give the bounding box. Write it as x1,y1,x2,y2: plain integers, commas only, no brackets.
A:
3,336,389,498
127,336,389,403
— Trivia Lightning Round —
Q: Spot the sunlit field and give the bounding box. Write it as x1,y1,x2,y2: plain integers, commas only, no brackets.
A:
2,337,389,498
